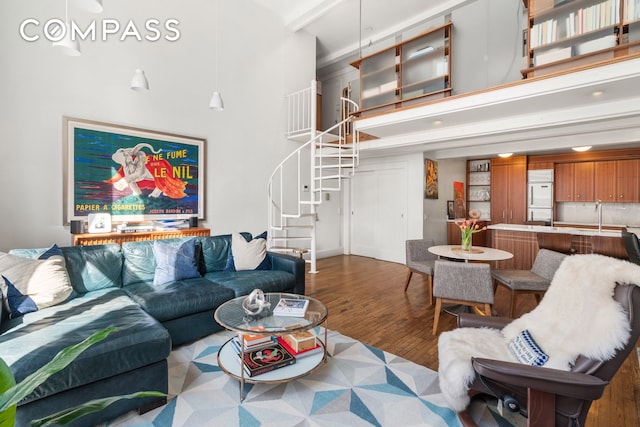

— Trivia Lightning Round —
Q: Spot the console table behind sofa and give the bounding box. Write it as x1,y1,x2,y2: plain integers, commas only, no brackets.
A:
73,227,211,246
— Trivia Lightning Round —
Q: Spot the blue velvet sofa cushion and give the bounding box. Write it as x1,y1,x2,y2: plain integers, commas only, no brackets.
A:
205,270,297,297
9,244,123,294
0,288,171,405
123,277,236,322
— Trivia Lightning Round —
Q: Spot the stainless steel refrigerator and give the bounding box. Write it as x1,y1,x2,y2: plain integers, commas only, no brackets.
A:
527,170,554,224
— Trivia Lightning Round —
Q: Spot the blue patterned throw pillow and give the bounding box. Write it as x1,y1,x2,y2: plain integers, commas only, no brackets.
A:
223,231,271,272
153,238,201,286
2,275,38,318
508,329,549,366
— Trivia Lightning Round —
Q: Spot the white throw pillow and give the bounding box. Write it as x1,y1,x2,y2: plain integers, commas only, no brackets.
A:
0,252,74,309
231,232,267,271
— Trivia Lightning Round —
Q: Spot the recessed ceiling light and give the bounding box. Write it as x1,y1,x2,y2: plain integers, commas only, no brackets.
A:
432,120,442,125
498,153,513,158
591,90,604,97
572,146,592,152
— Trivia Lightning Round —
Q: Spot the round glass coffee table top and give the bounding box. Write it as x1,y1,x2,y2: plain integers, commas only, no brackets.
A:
214,292,328,336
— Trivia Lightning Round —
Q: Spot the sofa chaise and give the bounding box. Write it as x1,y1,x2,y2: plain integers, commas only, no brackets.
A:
0,232,304,426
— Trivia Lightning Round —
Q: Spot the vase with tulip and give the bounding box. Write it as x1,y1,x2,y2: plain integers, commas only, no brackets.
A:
456,219,487,251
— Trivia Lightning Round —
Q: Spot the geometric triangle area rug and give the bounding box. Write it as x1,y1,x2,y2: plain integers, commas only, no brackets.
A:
105,328,464,427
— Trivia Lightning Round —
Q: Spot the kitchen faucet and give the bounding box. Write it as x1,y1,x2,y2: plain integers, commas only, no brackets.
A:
595,199,602,232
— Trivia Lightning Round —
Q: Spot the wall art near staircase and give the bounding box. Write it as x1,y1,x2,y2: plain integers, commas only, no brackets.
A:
63,116,205,224
424,158,439,199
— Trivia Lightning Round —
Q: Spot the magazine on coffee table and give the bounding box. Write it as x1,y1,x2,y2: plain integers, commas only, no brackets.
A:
273,298,309,317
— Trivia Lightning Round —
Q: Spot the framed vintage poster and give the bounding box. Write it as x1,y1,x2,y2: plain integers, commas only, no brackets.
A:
63,117,205,224
424,158,438,199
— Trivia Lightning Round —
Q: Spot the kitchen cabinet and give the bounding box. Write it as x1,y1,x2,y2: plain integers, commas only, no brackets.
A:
595,159,640,202
447,220,489,246
490,156,527,224
555,162,594,202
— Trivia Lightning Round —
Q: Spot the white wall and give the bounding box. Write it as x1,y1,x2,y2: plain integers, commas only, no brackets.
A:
0,0,316,251
423,158,467,244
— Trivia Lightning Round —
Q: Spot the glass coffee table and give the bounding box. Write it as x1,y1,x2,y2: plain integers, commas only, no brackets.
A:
214,292,328,401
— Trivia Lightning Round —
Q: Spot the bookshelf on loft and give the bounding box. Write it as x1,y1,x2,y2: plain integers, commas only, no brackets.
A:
350,22,452,115
523,0,640,77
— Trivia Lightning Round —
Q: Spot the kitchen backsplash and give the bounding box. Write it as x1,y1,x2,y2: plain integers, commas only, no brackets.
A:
556,202,640,227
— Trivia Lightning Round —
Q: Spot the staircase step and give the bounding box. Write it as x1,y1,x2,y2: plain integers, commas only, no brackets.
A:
314,174,350,180
273,225,313,229
314,164,355,170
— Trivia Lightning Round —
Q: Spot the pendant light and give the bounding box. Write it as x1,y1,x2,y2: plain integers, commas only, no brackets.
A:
52,0,81,56
72,0,103,13
130,69,149,91
209,0,224,110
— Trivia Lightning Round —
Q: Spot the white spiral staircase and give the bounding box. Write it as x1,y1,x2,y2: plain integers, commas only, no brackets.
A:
267,81,360,273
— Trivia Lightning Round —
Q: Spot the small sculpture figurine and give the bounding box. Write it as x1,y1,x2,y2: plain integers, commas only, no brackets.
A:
242,289,270,316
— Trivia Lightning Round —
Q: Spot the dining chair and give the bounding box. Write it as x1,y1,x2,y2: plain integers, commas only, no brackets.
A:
432,260,493,335
404,239,437,305
622,230,640,266
491,248,567,318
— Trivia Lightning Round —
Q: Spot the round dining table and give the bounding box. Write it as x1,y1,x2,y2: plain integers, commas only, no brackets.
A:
428,245,513,315
428,245,513,263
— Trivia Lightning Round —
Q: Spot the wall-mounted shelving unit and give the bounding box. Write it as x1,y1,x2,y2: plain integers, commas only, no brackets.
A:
467,159,492,221
351,22,452,115
523,0,640,77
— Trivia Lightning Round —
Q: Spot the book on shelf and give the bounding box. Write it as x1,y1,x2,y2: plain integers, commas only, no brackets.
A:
116,221,154,233
238,326,273,347
153,219,189,230
277,336,322,359
273,298,309,317
240,342,296,377
231,336,276,353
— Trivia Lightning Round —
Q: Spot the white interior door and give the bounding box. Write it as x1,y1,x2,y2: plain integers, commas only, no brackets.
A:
376,168,407,263
350,167,407,263
350,171,377,258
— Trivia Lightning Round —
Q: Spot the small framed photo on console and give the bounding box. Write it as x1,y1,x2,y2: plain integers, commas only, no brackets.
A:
87,213,112,233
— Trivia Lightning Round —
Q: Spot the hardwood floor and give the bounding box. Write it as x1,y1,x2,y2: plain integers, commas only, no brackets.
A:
305,255,640,427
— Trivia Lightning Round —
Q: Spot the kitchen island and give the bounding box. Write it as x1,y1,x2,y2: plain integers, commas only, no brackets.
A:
488,223,627,269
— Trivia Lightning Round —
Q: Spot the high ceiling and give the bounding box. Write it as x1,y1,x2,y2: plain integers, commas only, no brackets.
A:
252,0,640,159
252,0,472,71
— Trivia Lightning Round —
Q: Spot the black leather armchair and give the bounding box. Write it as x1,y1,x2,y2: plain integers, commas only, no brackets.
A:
455,283,640,427
622,230,640,266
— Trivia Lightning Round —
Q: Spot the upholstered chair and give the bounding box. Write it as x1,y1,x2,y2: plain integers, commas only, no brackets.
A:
432,260,493,335
404,239,437,305
621,230,640,266
491,248,567,318
438,254,640,427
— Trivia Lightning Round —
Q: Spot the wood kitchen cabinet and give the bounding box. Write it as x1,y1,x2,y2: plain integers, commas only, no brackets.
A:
555,162,594,202
447,220,488,246
490,156,526,224
595,159,640,202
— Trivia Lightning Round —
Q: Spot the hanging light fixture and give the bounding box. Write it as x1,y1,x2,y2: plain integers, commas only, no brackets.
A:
209,0,224,110
72,0,103,13
130,69,149,91
52,0,81,56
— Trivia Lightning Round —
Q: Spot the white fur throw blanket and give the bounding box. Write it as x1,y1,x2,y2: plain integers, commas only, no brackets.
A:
437,254,640,412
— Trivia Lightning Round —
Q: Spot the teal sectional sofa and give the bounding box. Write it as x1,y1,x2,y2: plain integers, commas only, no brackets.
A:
0,233,304,426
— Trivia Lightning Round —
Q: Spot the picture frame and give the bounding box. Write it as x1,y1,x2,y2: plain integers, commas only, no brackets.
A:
424,158,439,199
63,117,206,224
447,200,455,220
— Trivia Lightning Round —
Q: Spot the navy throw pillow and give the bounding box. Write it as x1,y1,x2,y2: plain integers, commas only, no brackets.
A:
2,275,38,318
38,244,63,259
153,238,201,286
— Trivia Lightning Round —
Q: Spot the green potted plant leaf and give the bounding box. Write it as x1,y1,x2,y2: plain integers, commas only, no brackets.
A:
0,328,165,427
